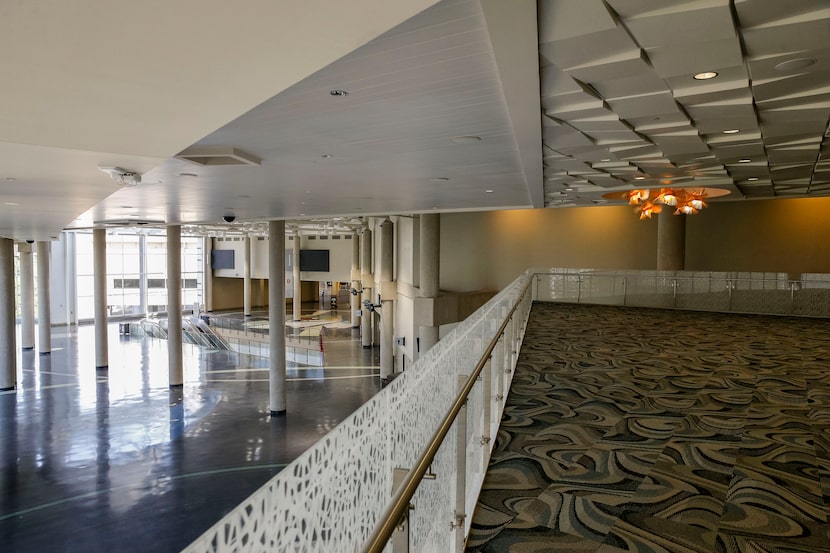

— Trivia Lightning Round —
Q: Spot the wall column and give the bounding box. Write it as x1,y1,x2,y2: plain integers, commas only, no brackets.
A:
203,236,213,312
418,213,440,357
0,239,16,390
19,243,35,350
656,209,686,271
292,232,301,321
379,218,394,380
243,235,252,316
360,227,373,348
268,220,287,415
36,241,51,354
93,228,108,369
350,233,360,328
167,225,183,387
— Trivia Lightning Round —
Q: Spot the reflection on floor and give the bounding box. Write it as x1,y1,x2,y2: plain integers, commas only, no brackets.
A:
468,302,830,552
0,303,380,553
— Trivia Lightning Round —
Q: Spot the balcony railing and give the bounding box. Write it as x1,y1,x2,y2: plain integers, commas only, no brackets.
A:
182,268,830,553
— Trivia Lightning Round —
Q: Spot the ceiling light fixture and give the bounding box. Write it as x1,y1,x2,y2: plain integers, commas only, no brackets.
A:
603,187,730,220
98,166,141,186
329,89,350,96
484,189,494,193
430,177,449,182
3,202,19,206
634,176,646,180
747,177,759,181
564,187,574,191
693,71,718,80
5,177,16,181
738,159,751,163
722,129,740,134
178,172,198,178
774,58,817,73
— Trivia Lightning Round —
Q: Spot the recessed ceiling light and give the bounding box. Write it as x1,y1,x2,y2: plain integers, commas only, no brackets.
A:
452,136,482,143
738,159,751,163
722,129,740,134
484,189,494,193
564,187,574,191
747,177,759,181
600,159,611,162
774,58,817,73
329,89,350,96
5,177,16,181
693,71,718,80
4,202,19,206
634,176,646,180
178,172,198,177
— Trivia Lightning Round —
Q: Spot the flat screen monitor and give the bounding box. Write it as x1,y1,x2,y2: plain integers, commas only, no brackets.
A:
300,249,329,272
211,249,235,270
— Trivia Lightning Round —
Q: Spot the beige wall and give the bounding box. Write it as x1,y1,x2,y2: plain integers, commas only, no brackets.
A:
686,197,830,274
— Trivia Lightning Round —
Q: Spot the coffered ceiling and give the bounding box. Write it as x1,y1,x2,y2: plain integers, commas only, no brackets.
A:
1,0,828,240
540,0,830,208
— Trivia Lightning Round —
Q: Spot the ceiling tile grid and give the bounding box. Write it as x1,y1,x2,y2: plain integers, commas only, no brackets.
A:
538,0,830,208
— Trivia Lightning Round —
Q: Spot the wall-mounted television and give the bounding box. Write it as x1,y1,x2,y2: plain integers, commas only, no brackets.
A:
211,249,235,270
300,249,329,272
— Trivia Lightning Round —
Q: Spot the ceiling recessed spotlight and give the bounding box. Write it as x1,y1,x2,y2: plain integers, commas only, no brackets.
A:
329,89,350,96
634,176,646,180
4,202,19,206
5,177,16,181
564,187,574,191
693,71,718,80
484,189,494,193
738,158,751,163
178,172,198,177
774,58,817,73
452,135,482,143
600,159,611,162
747,177,759,181
722,129,740,134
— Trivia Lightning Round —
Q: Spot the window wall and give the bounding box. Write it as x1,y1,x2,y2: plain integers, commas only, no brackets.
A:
74,230,204,322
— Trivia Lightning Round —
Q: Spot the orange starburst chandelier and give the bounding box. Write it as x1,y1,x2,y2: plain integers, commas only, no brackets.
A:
604,187,730,220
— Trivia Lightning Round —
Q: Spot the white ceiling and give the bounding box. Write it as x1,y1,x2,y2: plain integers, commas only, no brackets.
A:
2,0,829,240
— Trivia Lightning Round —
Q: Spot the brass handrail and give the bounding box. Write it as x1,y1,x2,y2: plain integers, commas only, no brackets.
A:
360,276,532,553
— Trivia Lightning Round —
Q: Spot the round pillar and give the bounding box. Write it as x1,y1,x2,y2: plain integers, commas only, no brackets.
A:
656,209,686,271
269,221,287,414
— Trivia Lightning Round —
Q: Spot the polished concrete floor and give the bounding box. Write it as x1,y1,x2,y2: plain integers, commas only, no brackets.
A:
468,302,830,552
0,300,380,553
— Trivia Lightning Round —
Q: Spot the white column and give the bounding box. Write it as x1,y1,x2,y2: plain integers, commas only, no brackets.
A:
360,227,373,348
269,221,287,414
0,238,16,390
19,242,35,350
203,236,213,312
243,235,252,316
350,233,360,328
419,213,440,356
93,228,108,369
36,240,51,354
293,232,301,321
379,218,394,379
167,225,183,387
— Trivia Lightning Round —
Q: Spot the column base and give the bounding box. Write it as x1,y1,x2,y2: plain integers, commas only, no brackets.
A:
270,409,286,417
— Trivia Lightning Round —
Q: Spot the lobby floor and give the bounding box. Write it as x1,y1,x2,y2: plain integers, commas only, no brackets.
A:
0,302,380,553
468,302,830,552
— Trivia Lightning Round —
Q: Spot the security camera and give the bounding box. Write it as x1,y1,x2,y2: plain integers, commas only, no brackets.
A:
223,215,236,223
26,239,34,244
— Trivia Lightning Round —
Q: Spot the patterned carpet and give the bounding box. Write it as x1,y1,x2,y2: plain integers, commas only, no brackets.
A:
467,302,830,552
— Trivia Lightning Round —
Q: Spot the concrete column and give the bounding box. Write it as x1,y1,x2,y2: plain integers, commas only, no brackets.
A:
379,218,394,379
93,228,108,369
350,233,360,328
418,214,440,356
0,238,16,390
203,236,213,312
268,221,287,415
19,243,35,350
243,235,252,316
360,227,373,348
36,241,51,354
656,209,686,271
167,225,183,387
292,233,301,321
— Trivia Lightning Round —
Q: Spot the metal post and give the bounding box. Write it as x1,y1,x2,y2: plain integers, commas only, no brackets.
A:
454,374,468,552
269,220,287,414
481,357,492,472
243,235,252,316
391,467,410,553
